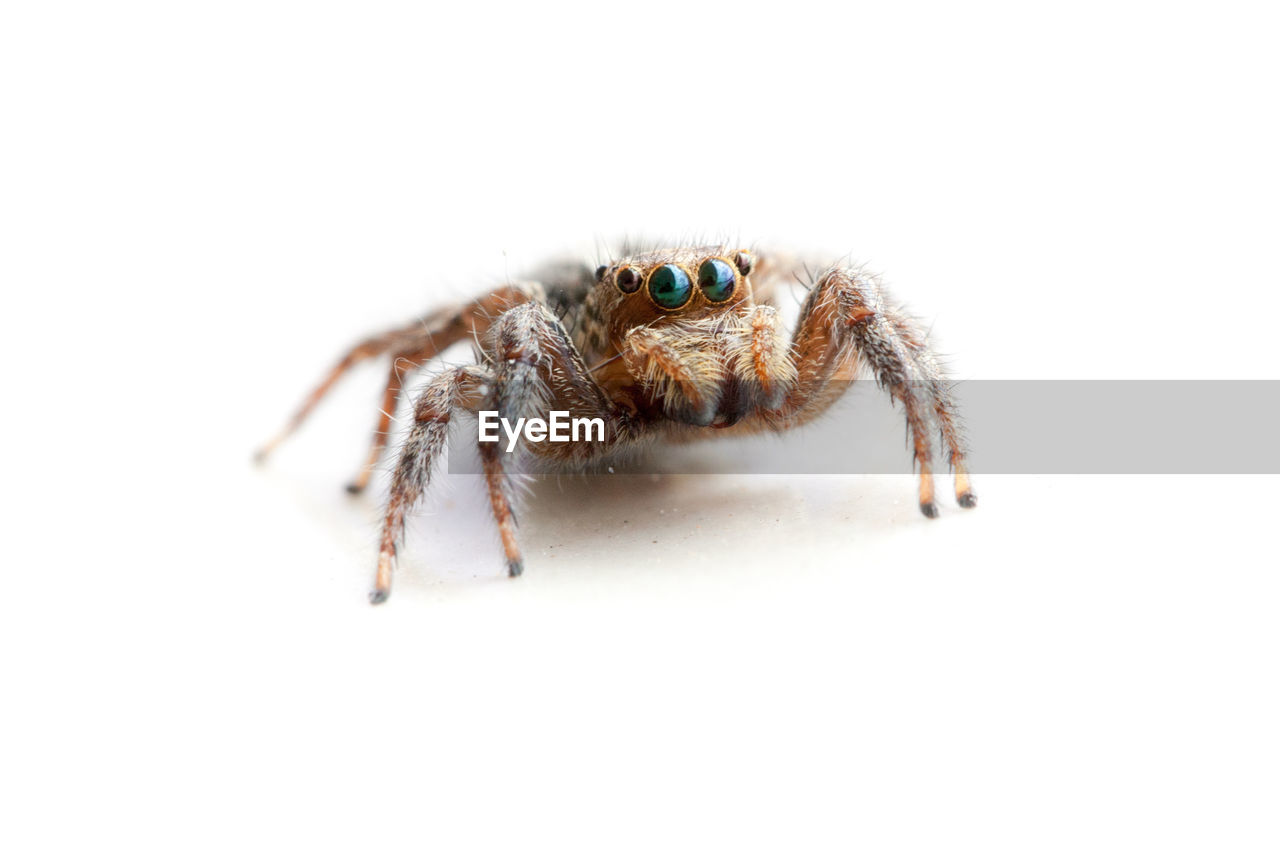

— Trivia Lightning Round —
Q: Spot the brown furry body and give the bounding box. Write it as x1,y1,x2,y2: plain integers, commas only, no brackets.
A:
257,243,976,603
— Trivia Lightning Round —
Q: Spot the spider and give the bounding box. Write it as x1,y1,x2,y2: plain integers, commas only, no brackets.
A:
256,244,976,603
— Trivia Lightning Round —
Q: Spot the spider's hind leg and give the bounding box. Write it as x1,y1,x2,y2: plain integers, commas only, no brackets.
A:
344,354,412,495
255,286,538,493
253,330,404,466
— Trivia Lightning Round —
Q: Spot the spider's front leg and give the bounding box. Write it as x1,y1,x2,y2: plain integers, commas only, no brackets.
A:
372,301,628,604
371,363,492,603
786,267,975,516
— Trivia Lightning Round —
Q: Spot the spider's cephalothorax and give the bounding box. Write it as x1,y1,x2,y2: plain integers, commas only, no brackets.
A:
256,244,976,603
580,246,793,430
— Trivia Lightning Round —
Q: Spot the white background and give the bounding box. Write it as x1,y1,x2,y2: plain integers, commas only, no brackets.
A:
2,1,1278,850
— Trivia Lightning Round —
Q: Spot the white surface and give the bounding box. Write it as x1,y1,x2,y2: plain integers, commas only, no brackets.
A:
3,1,1279,851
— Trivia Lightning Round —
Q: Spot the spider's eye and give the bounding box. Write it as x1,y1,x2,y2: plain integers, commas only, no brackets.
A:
697,258,737,302
615,266,642,293
647,264,693,309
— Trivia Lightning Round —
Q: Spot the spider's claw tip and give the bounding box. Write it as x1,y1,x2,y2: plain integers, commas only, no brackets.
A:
369,588,390,605
506,558,524,578
957,491,978,509
345,482,365,496
919,501,940,519
252,448,268,466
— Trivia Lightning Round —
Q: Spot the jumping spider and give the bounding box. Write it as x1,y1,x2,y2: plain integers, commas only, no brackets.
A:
257,244,976,603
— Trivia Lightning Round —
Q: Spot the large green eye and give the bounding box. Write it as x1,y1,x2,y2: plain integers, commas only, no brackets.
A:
698,258,736,302
647,264,693,309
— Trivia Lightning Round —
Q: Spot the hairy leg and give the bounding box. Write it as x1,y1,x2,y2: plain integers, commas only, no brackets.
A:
878,311,976,508
372,300,630,603
478,300,636,577
784,266,975,515
253,331,406,465
371,364,491,604
254,285,536,483
344,356,408,495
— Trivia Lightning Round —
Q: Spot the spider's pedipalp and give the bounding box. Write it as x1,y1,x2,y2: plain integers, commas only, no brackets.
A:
727,304,796,412
623,324,726,426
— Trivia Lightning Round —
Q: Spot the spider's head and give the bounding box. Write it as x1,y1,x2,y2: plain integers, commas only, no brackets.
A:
593,247,756,324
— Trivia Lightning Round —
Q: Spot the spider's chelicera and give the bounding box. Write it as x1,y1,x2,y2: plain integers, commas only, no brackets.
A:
256,244,976,603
